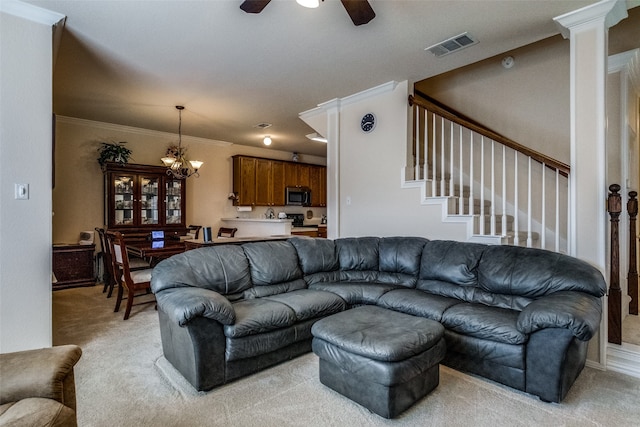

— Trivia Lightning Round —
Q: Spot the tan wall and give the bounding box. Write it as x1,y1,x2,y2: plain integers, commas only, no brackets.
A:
415,36,571,164
53,117,326,245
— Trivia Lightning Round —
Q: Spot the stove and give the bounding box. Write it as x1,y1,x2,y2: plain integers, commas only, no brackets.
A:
286,213,305,227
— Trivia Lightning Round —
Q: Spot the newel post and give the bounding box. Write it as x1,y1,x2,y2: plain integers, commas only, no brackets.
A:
628,191,638,315
607,184,622,344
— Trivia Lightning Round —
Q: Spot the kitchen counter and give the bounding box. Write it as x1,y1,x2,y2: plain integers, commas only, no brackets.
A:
221,218,292,237
184,235,291,250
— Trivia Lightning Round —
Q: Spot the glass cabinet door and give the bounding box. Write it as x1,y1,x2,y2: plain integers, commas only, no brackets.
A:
165,179,182,225
113,174,135,225
140,176,159,225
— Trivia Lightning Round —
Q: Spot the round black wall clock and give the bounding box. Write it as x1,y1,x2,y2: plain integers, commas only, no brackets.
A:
360,113,376,133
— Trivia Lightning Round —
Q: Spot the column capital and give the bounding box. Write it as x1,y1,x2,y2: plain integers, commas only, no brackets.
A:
553,0,627,39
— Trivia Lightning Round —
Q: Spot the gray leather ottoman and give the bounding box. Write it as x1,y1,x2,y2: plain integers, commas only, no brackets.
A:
311,305,446,418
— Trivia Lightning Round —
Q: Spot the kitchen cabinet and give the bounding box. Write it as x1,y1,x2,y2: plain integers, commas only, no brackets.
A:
233,155,324,207
52,244,96,290
309,165,326,207
104,163,186,233
233,156,256,206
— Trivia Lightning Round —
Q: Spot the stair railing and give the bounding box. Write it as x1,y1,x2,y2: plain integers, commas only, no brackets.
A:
408,93,571,251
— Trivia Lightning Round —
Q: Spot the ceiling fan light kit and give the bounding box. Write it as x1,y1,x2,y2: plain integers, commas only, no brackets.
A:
296,0,320,8
240,0,375,26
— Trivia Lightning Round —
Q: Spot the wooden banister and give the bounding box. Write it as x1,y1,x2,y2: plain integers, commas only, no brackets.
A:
628,190,638,316
608,184,622,345
409,93,570,177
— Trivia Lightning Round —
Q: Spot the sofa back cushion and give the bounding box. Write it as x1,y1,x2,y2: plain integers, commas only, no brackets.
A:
289,237,338,274
242,241,305,298
376,237,429,286
150,245,252,297
477,246,607,298
336,237,380,271
419,240,485,286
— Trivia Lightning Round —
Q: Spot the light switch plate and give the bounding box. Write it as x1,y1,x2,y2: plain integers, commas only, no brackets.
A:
14,183,29,200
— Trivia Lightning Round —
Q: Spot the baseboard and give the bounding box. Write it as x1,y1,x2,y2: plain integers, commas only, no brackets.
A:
606,342,640,378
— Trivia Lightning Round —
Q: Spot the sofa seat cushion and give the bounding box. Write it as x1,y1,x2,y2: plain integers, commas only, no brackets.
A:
377,289,461,321
445,330,525,370
441,303,527,345
224,299,296,338
308,282,398,306
0,398,76,427
225,326,297,361
263,290,346,322
312,306,445,362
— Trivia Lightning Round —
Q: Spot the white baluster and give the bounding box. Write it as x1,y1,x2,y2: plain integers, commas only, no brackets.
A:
450,121,454,197
514,152,519,246
469,133,474,216
459,125,464,214
423,110,429,182
556,169,561,252
527,157,532,248
415,105,420,180
440,117,445,196
480,136,485,235
432,113,437,196
541,164,546,250
502,146,507,237
490,140,496,235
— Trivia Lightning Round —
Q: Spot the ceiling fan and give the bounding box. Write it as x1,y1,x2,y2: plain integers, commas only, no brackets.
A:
240,0,376,26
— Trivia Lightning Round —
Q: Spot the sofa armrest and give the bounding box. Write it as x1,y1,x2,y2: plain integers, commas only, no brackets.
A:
516,291,602,341
156,287,236,327
0,345,82,410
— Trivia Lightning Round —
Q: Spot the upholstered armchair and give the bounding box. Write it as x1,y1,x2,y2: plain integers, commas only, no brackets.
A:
0,345,82,426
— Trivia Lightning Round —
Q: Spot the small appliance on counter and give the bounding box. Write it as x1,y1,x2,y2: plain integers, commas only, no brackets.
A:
286,213,305,227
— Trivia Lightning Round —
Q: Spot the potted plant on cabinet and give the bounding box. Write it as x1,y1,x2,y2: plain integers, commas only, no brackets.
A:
97,141,132,169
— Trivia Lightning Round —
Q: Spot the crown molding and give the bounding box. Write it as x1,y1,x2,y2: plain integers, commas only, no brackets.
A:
554,0,628,39
55,116,233,147
0,0,65,26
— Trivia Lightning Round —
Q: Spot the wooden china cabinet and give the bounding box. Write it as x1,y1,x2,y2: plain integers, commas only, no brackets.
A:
103,163,186,237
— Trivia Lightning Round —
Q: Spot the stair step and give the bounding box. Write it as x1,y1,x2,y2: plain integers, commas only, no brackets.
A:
449,198,490,215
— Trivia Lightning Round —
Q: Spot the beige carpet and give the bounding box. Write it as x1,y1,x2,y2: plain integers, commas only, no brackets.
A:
53,286,640,427
622,314,640,346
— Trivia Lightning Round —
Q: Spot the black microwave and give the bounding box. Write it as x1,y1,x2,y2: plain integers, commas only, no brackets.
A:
285,186,311,206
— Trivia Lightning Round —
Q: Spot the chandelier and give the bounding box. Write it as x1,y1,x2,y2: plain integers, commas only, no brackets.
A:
161,105,203,179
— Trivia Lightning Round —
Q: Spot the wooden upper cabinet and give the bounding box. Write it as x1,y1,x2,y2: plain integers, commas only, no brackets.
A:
309,165,327,207
255,158,273,206
233,156,256,206
271,161,286,206
233,155,325,207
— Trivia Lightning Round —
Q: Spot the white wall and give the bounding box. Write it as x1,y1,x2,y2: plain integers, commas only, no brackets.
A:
0,3,64,352
303,81,468,241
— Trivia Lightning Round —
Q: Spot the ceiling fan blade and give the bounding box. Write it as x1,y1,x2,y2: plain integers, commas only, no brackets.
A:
340,0,375,26
240,0,271,14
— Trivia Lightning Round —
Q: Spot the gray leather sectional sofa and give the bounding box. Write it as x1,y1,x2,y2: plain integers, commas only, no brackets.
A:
150,236,606,403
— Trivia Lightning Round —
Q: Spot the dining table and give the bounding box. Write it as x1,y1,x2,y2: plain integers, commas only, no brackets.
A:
126,239,186,265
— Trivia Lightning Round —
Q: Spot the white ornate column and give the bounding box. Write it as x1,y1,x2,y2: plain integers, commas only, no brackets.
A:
554,0,627,366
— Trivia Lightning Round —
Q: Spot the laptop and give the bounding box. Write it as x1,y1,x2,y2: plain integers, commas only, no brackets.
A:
151,230,165,248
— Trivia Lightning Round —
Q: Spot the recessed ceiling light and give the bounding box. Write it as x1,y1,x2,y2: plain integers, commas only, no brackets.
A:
306,132,327,143
425,32,478,58
263,135,272,146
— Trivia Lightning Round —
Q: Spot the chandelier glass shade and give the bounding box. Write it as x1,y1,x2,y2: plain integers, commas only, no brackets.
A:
161,106,203,179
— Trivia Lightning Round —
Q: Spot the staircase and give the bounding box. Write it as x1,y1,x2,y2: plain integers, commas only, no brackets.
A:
404,94,570,252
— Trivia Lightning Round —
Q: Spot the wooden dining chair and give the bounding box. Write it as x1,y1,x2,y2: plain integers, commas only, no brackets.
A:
98,228,150,298
106,230,155,320
187,225,202,239
217,227,237,238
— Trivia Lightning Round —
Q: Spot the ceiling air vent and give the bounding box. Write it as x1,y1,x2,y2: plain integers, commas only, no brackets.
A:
425,32,478,58
253,122,272,129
